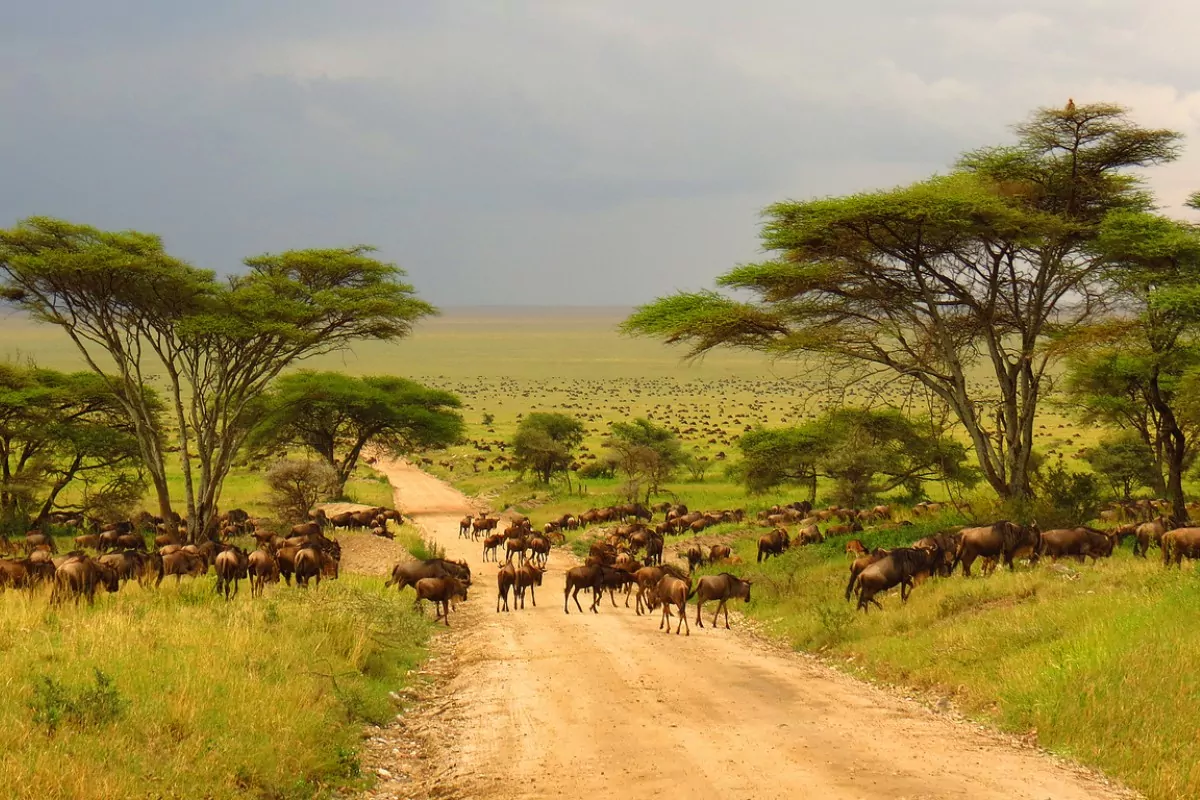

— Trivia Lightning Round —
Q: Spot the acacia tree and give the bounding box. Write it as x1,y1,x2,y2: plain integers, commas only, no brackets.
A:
605,418,685,501
0,218,434,541
251,371,464,495
734,408,975,506
1061,208,1200,521
0,364,148,525
625,103,1181,504
511,412,584,485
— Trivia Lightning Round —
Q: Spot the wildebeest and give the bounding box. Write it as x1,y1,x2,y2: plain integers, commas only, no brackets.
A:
158,551,206,587
563,565,604,614
97,550,146,585
684,544,705,572
1161,527,1200,567
482,533,505,562
690,573,751,629
385,558,472,592
845,548,890,601
1135,516,1170,558
415,576,468,626
756,528,790,563
247,549,279,597
1039,527,1114,563
528,535,550,568
913,531,962,577
497,562,517,612
214,547,249,600
294,546,337,588
856,547,938,612
845,539,867,558
51,557,120,606
709,544,732,563
652,574,691,636
515,563,544,608
951,521,1041,577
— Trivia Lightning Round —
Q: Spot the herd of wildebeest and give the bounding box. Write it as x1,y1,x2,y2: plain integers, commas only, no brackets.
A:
0,506,402,605
5,487,1200,632
406,493,1200,630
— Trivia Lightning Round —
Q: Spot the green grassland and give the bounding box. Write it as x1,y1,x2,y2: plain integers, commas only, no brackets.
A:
0,575,429,800
5,307,1194,798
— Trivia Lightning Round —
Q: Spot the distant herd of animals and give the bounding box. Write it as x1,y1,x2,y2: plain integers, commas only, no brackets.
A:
0,506,401,605
5,491,1199,630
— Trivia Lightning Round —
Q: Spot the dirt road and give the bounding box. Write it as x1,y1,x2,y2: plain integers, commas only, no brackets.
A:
367,457,1130,800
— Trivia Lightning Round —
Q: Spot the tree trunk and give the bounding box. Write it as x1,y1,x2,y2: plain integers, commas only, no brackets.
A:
1148,368,1189,526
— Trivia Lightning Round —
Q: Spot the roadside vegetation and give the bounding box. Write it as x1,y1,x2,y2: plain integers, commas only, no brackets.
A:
0,575,428,800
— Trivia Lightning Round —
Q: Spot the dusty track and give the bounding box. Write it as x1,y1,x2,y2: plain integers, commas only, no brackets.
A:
365,458,1131,800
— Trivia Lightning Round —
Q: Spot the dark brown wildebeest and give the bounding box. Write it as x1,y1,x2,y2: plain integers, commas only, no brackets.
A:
384,558,472,592
214,547,250,600
458,515,473,539
528,535,550,568
797,525,823,546
497,562,518,612
845,548,891,601
472,516,499,540
276,545,299,585
0,557,54,590
709,544,732,563
913,531,962,577
1135,516,1170,558
826,520,864,537
515,563,544,609
597,566,637,608
691,573,751,629
684,545,705,572
74,533,101,551
247,549,278,598
294,546,337,588
24,532,57,555
505,534,528,565
644,535,664,566
652,574,691,636
756,528,790,563
158,551,206,587
415,576,468,626
1039,527,1114,563
951,521,1041,577
291,521,321,538
856,547,938,612
1162,527,1200,568
97,550,145,585
563,565,604,614
482,532,504,562
52,557,120,606
115,533,146,552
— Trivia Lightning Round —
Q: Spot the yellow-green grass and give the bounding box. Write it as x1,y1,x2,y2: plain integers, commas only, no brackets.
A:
0,575,429,800
682,521,1200,800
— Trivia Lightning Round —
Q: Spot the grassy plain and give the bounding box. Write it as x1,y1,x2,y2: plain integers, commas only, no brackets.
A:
4,307,1194,798
0,575,429,800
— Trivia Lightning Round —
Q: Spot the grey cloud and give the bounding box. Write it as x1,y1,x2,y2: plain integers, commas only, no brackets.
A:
2,1,1198,304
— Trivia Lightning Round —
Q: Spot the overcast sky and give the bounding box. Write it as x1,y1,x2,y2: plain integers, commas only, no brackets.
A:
2,1,1198,306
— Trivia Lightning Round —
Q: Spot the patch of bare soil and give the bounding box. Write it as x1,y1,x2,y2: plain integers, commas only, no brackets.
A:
355,458,1137,800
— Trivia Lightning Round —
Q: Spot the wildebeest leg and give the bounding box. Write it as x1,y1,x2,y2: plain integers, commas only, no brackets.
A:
609,587,618,608
529,584,536,607
722,599,731,629
564,583,571,614
695,596,704,628
676,601,688,636
960,548,976,577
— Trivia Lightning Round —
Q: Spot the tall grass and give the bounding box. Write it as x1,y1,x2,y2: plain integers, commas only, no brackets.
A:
706,522,1200,800
0,576,429,800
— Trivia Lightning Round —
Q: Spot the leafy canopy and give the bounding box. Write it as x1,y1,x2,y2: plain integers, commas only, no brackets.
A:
252,371,464,494
511,413,584,485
